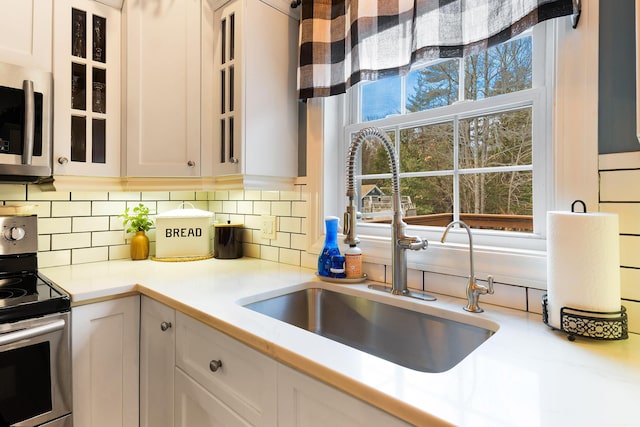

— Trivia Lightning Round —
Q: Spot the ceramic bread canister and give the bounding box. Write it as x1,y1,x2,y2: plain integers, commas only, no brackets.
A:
213,221,244,259
155,203,214,259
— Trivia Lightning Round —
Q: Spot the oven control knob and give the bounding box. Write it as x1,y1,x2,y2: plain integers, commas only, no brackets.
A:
4,226,26,241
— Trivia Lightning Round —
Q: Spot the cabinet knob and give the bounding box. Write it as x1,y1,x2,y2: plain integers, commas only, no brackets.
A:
160,321,172,331
57,156,69,165
230,157,239,164
187,160,196,167
209,359,223,372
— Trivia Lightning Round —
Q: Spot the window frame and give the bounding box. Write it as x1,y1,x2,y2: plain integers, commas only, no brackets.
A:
301,7,599,290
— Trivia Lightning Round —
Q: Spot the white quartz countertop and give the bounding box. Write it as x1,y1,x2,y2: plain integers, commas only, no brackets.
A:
41,258,640,427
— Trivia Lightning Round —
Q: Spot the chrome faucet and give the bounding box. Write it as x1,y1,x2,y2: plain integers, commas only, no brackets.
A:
344,127,432,300
440,220,494,312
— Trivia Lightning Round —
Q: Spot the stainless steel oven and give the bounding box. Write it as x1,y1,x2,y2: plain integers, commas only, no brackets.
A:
0,62,52,182
0,215,72,426
0,313,72,427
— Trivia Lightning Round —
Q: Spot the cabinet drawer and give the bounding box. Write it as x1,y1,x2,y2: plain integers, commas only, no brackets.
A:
175,312,277,426
175,367,251,427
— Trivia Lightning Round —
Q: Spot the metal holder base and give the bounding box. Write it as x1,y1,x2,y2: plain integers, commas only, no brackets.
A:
542,294,628,341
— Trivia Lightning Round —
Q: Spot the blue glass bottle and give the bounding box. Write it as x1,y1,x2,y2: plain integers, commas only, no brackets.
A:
318,216,341,277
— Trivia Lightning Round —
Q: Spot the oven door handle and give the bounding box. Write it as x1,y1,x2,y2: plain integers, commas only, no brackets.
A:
0,318,65,347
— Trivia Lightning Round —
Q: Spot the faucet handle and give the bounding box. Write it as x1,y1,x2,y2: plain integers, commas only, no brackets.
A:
486,275,494,294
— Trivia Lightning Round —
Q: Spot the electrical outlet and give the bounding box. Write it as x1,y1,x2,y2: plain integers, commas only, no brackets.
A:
260,215,277,240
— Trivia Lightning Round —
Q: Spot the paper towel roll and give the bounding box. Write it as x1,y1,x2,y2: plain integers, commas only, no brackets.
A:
546,211,621,329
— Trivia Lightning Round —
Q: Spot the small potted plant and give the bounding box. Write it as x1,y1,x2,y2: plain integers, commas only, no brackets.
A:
120,203,154,260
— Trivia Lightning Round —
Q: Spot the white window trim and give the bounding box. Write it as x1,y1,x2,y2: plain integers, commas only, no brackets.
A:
303,2,599,290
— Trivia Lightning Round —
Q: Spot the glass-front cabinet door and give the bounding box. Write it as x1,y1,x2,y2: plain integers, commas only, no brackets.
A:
53,0,121,177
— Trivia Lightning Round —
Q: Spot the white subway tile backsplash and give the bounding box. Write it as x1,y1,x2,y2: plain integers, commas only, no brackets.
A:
142,191,170,200
271,201,291,216
108,192,141,201
52,201,91,217
237,201,253,214
620,235,640,268
272,231,291,248
52,232,91,250
222,200,237,214
73,216,109,232
110,216,125,231
38,250,71,268
599,203,640,234
625,300,640,334
228,190,244,201
527,288,547,314
38,235,50,251
292,201,307,218
1,184,27,200
300,251,317,270
600,169,640,201
38,218,72,234
253,201,271,215
261,191,279,201
93,201,127,216
280,190,300,201
243,215,262,230
243,243,260,258
213,191,229,200
109,244,130,260
73,246,108,264
27,187,70,201
208,200,223,212
92,230,126,247
621,267,640,300
5,183,631,332
169,191,196,200
279,248,301,266
244,190,261,200
279,217,301,233
261,245,279,262
290,233,307,251
71,191,108,201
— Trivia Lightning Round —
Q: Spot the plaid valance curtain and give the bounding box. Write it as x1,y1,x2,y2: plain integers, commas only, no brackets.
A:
298,0,577,99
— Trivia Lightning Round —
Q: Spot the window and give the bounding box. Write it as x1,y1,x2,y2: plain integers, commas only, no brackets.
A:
305,8,598,288
347,32,541,236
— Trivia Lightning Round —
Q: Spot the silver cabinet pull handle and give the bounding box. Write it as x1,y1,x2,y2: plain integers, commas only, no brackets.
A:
209,359,222,372
160,321,172,331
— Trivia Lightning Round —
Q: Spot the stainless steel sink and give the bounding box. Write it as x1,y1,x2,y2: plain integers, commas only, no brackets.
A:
243,288,496,373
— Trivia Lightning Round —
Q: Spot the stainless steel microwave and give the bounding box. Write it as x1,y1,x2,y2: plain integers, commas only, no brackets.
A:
0,62,52,182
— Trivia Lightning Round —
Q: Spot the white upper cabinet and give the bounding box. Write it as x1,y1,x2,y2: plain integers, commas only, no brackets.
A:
52,0,122,177
212,0,299,188
0,0,53,71
124,0,213,178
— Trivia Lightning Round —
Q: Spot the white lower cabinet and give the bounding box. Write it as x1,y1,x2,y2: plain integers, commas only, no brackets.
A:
175,311,278,426
140,296,175,427
139,298,409,426
174,367,252,427
71,295,140,427
277,364,410,427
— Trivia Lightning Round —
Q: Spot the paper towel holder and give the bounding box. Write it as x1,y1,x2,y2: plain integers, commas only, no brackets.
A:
542,294,628,341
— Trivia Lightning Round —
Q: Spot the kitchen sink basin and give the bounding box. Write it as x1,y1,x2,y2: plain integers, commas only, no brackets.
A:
243,287,496,373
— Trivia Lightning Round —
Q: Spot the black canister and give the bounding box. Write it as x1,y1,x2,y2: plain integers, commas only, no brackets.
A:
214,222,243,259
